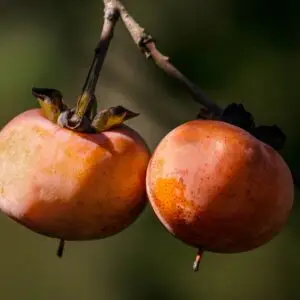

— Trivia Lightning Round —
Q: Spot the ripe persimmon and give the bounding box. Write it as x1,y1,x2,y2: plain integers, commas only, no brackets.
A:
0,109,150,242
146,118,294,269
0,13,150,257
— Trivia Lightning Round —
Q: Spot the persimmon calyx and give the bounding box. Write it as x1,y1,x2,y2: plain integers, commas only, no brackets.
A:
32,87,68,123
91,105,139,132
56,94,98,133
197,103,286,151
32,88,139,133
57,109,94,133
56,105,139,133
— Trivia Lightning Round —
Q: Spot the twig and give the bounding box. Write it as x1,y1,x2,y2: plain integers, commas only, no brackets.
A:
79,2,120,98
103,0,222,116
59,1,120,132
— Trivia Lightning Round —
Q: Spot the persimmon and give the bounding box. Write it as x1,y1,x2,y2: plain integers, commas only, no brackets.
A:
0,109,150,241
0,10,150,257
0,100,150,258
146,117,294,270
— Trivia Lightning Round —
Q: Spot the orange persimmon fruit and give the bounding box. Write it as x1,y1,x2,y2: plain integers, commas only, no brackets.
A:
146,119,294,268
0,109,150,241
0,11,151,258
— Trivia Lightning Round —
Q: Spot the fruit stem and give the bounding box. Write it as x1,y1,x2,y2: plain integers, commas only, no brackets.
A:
192,248,204,272
57,239,65,258
75,5,119,120
58,3,120,132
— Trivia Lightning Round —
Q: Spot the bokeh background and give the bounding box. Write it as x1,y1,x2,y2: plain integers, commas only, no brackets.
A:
0,0,299,299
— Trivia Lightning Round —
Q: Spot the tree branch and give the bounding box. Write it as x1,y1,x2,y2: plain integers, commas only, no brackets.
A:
80,2,120,97
103,0,222,116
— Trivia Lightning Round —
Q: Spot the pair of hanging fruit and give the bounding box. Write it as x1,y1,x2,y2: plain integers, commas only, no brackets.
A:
0,93,294,267
0,8,294,270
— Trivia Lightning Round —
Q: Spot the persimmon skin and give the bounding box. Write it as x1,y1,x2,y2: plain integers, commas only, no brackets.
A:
0,109,150,240
146,120,294,253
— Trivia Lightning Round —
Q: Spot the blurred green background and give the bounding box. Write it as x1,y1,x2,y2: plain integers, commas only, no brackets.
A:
0,0,299,299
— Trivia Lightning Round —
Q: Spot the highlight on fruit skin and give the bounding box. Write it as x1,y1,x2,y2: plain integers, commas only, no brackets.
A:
146,119,294,269
0,108,150,242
